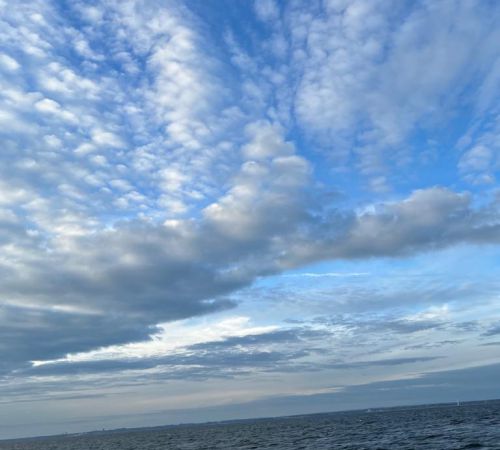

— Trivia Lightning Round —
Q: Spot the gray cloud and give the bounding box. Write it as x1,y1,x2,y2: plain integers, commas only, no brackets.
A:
326,356,442,370
482,323,500,337
6,362,498,440
176,362,500,421
325,188,500,260
188,328,328,352
21,352,293,378
313,314,444,335
20,327,324,378
405,340,462,350
1,186,499,374
0,304,159,375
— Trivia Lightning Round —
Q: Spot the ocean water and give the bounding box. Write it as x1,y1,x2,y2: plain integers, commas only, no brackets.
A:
2,400,499,449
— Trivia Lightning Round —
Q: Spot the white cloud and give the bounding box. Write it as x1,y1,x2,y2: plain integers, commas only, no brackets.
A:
0,53,20,70
275,0,500,183
459,145,494,176
91,129,124,148
242,121,294,160
34,98,78,123
254,0,280,22
34,316,278,366
457,111,500,185
204,121,310,240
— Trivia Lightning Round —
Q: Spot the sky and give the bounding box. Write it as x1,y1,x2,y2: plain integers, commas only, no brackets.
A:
0,0,500,440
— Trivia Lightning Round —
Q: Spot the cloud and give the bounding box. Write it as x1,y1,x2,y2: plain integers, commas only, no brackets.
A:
7,362,498,440
0,53,20,71
258,0,500,186
0,304,159,376
482,323,500,337
0,0,499,408
458,117,500,185
0,183,499,374
480,341,500,347
317,187,500,260
15,327,325,380
254,0,280,22
326,356,442,370
0,116,313,372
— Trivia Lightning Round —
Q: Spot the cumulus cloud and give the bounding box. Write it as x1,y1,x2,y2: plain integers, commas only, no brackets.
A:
332,188,499,258
279,187,500,268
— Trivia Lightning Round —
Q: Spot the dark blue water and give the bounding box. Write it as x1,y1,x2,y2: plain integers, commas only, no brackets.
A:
2,401,499,449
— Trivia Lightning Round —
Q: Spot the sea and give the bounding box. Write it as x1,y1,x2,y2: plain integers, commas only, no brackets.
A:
1,400,499,449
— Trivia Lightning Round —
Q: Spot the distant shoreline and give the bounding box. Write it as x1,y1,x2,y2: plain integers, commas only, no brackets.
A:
2,398,499,444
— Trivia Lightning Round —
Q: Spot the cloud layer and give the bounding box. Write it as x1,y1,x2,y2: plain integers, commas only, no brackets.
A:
0,0,500,438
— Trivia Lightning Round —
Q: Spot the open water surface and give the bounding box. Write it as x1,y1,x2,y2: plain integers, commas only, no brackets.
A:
1,400,499,449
